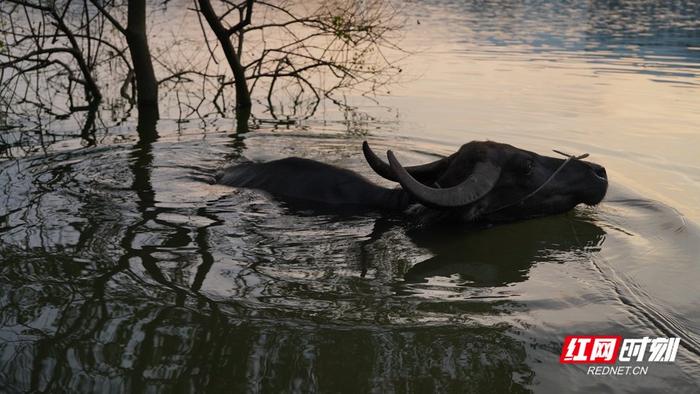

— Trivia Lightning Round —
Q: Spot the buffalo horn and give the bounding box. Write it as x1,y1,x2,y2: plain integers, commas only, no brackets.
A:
387,150,501,207
362,141,449,183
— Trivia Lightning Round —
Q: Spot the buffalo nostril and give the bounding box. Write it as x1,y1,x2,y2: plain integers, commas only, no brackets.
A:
593,166,607,180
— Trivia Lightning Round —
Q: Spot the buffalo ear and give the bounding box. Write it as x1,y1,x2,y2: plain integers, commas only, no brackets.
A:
388,150,501,208
362,141,450,185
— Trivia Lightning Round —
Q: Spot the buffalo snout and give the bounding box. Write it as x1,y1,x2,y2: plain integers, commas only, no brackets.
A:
578,161,608,205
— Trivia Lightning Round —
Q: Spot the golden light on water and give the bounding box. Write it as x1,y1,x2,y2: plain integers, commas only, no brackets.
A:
375,4,700,222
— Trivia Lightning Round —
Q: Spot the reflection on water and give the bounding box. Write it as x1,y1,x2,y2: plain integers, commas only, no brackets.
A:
2,0,700,392
0,129,536,392
401,215,605,288
2,124,698,391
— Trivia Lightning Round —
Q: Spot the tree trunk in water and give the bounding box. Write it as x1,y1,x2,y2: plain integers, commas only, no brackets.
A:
197,0,252,133
127,0,159,140
236,105,251,134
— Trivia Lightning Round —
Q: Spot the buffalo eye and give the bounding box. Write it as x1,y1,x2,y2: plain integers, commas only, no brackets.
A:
523,159,535,176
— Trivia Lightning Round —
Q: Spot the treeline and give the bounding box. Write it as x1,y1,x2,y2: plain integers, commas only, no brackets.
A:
0,0,403,139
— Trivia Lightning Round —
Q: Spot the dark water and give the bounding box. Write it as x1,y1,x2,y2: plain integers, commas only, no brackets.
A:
2,1,700,393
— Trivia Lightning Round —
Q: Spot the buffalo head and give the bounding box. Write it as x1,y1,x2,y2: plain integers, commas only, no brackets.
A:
363,141,608,223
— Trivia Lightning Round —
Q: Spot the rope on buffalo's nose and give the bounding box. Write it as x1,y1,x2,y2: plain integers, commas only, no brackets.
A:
517,150,590,204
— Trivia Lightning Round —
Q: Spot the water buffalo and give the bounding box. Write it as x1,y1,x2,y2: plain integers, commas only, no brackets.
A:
216,141,608,223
